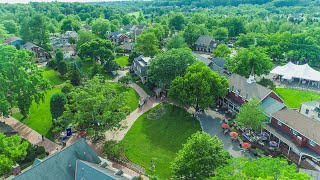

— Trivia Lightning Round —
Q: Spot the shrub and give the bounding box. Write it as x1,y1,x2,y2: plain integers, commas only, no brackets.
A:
35,146,46,155
103,140,125,159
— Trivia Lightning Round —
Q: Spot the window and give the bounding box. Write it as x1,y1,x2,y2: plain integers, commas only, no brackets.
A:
277,120,282,126
318,113,320,118
235,90,239,97
309,140,317,147
291,129,298,136
305,109,309,114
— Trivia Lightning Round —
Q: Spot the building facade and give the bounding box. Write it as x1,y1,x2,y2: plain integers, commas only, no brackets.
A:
132,56,152,84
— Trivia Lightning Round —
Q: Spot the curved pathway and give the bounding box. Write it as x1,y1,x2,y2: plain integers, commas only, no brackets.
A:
105,83,160,141
0,116,61,154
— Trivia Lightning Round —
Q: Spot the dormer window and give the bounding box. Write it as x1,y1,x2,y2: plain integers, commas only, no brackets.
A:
235,90,239,97
305,109,309,114
309,140,317,147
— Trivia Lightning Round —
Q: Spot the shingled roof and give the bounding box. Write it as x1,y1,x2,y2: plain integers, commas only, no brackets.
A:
272,109,320,145
195,35,214,46
13,138,101,180
3,36,22,44
228,74,272,101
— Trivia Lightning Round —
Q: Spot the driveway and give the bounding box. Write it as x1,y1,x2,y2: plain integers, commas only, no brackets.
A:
199,109,244,157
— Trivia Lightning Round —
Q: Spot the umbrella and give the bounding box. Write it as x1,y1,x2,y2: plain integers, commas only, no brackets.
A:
260,132,269,137
260,136,268,141
230,132,238,137
221,123,230,129
269,141,278,147
242,142,251,149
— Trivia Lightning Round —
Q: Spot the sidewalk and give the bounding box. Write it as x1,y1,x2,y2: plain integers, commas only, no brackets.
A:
105,82,159,141
0,116,61,154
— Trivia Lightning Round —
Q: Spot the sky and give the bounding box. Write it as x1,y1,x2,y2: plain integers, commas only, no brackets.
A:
0,0,117,3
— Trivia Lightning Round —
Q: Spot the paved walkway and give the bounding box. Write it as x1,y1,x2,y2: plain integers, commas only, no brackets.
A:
105,83,159,141
198,109,244,157
0,116,61,154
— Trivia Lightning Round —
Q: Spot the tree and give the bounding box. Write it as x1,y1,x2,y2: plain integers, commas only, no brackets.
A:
76,30,97,50
258,77,276,89
59,76,130,140
20,14,49,48
134,32,159,57
55,49,64,62
149,48,196,87
0,44,49,117
2,20,18,35
169,13,186,31
166,33,187,50
221,17,246,37
78,38,114,65
50,92,67,120
171,132,230,179
212,27,228,42
122,15,131,26
0,25,9,42
169,62,229,111
235,98,266,131
226,46,273,77
92,18,110,39
183,23,208,47
0,133,28,176
57,60,68,76
213,157,312,180
70,63,81,86
128,51,140,64
213,44,231,58
61,17,81,32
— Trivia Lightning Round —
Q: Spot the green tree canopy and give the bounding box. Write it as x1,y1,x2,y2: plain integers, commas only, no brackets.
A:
226,46,272,77
169,13,186,31
60,17,81,32
213,44,231,58
235,98,266,131
166,33,187,50
59,76,130,139
2,20,19,35
134,31,159,57
0,44,49,117
92,18,111,39
0,133,28,176
76,30,97,50
171,132,230,179
50,92,67,120
149,48,196,88
169,62,229,111
213,157,312,180
183,23,208,47
212,27,229,42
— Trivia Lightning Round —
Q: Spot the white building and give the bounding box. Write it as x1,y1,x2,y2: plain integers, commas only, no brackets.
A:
300,100,320,121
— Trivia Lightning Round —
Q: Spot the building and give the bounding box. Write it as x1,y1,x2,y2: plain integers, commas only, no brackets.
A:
11,138,135,180
121,43,134,53
107,32,129,45
220,73,284,115
266,109,320,169
194,35,217,53
0,121,17,136
132,56,152,84
63,31,79,41
22,42,50,63
300,100,320,121
120,25,147,41
193,53,226,76
3,36,24,47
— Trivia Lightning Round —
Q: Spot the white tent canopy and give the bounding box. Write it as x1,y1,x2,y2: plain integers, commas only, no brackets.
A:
271,62,320,82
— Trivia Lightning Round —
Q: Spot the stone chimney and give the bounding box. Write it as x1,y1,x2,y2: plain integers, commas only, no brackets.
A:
247,67,256,84
12,164,21,176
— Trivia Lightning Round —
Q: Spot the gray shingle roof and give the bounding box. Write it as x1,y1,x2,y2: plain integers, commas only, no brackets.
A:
272,109,320,145
228,74,272,101
13,138,101,180
193,53,225,76
261,97,286,117
4,36,22,44
75,160,130,180
195,35,214,46
22,42,39,50
212,58,226,68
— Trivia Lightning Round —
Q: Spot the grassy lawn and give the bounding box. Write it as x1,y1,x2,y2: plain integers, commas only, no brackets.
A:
12,88,62,140
41,68,64,86
121,104,201,178
108,82,139,111
115,56,130,67
274,88,320,108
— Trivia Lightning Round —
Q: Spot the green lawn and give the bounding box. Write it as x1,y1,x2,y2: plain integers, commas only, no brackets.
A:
274,88,320,108
12,88,62,140
115,56,130,67
108,82,139,111
121,104,201,178
41,68,64,86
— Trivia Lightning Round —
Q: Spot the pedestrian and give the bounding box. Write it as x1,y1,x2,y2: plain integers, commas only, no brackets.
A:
41,135,44,141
